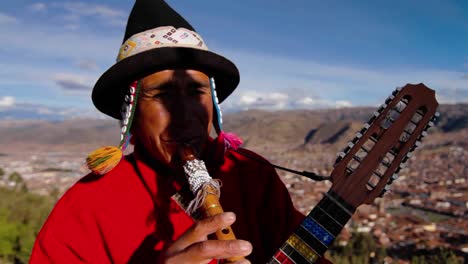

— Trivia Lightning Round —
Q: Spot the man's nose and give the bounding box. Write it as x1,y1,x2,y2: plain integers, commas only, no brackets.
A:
170,95,200,125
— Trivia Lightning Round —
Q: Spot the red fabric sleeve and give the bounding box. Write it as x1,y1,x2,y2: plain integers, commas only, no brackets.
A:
30,231,87,264
30,186,113,264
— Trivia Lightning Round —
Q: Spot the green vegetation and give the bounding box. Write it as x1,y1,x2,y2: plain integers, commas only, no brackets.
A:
326,231,464,264
0,171,54,263
327,232,386,264
410,248,462,264
41,168,73,173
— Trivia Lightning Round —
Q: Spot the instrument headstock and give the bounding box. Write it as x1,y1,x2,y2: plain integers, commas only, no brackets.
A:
331,83,439,207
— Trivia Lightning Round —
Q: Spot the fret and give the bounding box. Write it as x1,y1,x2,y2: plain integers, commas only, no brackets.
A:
269,191,356,263
295,224,328,254
280,241,313,264
311,206,343,236
269,250,293,264
287,234,321,262
323,192,353,217
301,217,334,247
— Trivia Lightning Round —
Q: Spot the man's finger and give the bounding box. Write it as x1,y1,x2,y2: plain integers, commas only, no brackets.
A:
167,212,236,254
182,239,252,262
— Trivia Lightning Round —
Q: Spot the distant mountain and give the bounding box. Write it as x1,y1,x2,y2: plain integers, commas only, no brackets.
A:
304,121,363,145
0,119,119,151
223,103,467,147
0,103,465,151
0,104,107,121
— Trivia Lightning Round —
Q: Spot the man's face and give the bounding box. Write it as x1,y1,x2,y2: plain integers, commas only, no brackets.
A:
132,69,213,167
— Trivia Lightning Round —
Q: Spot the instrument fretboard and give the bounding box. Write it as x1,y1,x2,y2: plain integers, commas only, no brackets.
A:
268,191,356,263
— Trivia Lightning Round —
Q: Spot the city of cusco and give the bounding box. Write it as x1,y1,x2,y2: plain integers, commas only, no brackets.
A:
0,103,466,263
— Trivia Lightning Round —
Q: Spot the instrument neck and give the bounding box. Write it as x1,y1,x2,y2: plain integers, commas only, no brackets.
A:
269,191,356,263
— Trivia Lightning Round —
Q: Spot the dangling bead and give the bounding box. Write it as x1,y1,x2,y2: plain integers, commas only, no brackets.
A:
86,81,140,175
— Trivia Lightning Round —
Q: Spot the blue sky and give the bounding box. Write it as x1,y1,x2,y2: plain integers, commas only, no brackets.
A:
0,0,467,118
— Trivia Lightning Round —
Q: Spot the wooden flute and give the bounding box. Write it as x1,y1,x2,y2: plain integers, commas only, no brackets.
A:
179,144,245,263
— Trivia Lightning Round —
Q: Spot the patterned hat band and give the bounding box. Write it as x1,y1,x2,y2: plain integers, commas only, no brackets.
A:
117,26,209,62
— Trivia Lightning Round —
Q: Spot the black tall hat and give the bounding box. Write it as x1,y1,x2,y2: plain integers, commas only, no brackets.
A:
92,0,240,119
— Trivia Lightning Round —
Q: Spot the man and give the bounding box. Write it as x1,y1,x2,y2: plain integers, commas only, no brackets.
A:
31,1,329,263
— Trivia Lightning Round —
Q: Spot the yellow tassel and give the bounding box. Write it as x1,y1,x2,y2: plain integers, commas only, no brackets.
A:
86,146,123,175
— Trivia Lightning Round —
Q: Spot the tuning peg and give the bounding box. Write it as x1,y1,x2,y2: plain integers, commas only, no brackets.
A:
434,112,440,117
394,167,401,174
378,103,388,111
368,111,380,123
384,184,391,192
386,95,395,103
391,87,402,96
379,184,392,197
414,140,422,148
399,162,407,169
352,133,363,143
359,123,371,135
402,153,412,164
335,152,346,165
347,142,355,149
421,131,428,137
388,174,398,185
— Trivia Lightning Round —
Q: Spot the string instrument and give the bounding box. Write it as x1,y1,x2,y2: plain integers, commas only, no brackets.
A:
179,145,245,263
268,83,439,263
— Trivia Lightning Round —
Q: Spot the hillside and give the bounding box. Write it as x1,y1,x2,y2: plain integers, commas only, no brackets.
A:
0,103,465,152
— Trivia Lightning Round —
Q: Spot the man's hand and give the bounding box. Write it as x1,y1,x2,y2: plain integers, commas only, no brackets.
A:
162,212,252,264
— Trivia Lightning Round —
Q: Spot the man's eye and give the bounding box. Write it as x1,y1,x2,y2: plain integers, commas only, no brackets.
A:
192,87,208,95
153,92,168,98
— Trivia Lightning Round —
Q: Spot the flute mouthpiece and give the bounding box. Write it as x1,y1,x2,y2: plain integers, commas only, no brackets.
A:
178,143,197,161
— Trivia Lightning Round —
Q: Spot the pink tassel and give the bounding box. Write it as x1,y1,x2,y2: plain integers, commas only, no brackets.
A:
220,131,243,150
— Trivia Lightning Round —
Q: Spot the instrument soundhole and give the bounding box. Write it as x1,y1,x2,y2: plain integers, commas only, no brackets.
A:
221,228,230,235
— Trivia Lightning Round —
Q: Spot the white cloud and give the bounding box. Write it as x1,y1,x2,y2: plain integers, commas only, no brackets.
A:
55,2,127,27
62,2,125,18
0,13,18,25
54,73,93,92
0,20,120,62
294,96,352,109
237,92,289,110
1,5,466,113
436,88,468,104
0,96,15,108
218,48,468,109
30,3,47,12
76,59,99,71
223,91,352,111
335,100,353,108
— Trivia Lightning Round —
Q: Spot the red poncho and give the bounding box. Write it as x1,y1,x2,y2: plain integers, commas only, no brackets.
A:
31,137,329,263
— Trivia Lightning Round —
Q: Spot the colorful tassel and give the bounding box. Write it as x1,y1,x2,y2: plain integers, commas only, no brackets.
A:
86,146,123,175
220,131,243,150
